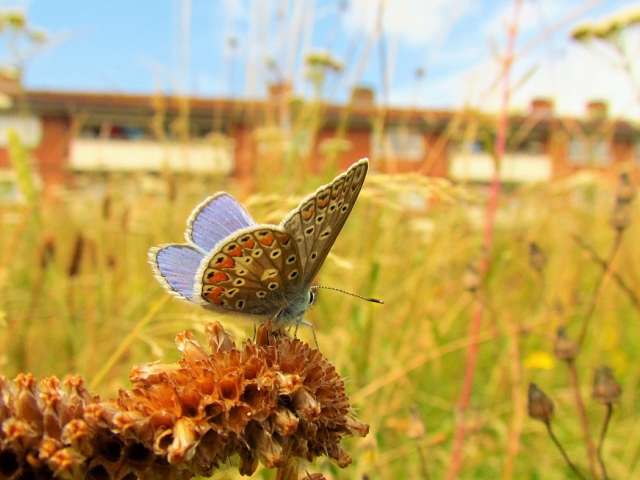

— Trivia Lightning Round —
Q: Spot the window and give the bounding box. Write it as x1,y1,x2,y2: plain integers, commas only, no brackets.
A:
0,114,42,147
373,125,425,161
568,137,609,166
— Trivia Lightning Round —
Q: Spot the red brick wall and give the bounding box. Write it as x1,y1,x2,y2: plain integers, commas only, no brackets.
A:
0,115,71,187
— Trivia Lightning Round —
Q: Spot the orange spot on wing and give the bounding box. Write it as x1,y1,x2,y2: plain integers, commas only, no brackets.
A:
301,206,315,221
258,233,274,246
239,237,255,248
206,286,225,305
276,232,291,246
220,256,235,269
206,271,229,284
227,244,243,257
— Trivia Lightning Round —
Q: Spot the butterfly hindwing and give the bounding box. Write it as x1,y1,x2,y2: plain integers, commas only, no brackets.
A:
185,193,256,252
149,244,205,303
194,225,304,316
281,158,368,283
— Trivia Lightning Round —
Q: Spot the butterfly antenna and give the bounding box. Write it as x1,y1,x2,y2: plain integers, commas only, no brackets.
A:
313,285,384,304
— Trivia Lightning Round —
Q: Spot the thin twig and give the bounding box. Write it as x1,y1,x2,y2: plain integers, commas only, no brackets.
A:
566,359,599,479
597,403,613,480
545,421,588,480
577,231,623,348
571,233,639,312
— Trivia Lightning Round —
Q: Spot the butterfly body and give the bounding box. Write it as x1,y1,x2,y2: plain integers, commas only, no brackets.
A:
149,158,368,327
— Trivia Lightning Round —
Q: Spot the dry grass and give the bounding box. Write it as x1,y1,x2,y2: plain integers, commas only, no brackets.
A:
1,154,639,478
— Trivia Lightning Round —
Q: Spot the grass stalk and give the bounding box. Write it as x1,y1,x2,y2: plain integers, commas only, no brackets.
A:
597,403,613,480
545,420,588,480
566,359,599,478
571,233,639,312
577,231,623,348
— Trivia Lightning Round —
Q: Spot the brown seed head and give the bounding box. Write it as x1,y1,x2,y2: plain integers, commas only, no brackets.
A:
616,172,636,205
527,383,554,424
528,241,547,273
592,366,622,404
610,202,631,232
553,327,577,362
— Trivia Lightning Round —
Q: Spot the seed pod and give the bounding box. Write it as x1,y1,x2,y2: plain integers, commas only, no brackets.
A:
528,241,547,273
592,366,622,404
615,172,635,205
527,383,554,424
553,327,577,362
610,201,631,232
463,262,481,293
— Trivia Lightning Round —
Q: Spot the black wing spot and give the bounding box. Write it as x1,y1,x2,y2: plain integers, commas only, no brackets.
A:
288,270,299,279
268,282,279,290
286,255,297,264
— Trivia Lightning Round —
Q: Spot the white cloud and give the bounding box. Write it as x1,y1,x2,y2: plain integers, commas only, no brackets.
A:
431,39,640,118
342,0,479,46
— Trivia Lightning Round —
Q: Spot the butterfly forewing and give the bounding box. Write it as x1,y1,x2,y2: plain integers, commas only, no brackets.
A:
194,226,304,316
282,158,368,283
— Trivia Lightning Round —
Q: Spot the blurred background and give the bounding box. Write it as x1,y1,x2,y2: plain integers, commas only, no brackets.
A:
0,1,639,478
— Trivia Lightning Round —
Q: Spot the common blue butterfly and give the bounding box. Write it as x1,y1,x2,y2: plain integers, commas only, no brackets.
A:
149,158,369,327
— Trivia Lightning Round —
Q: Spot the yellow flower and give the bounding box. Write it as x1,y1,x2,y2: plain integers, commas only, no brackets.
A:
524,351,555,370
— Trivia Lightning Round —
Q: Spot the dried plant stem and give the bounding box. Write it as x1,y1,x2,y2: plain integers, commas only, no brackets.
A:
597,403,613,480
444,2,522,478
545,421,588,480
567,359,599,479
571,234,639,312
501,317,525,480
577,231,623,348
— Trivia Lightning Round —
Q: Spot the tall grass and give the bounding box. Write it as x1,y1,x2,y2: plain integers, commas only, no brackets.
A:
1,146,638,478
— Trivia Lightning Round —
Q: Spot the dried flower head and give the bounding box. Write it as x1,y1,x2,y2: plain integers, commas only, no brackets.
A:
592,366,622,405
610,202,631,232
0,322,367,479
528,241,547,273
553,327,577,362
463,262,481,293
527,383,554,424
616,172,636,205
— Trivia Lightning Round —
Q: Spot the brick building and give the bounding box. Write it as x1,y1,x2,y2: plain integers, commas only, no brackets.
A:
0,83,638,192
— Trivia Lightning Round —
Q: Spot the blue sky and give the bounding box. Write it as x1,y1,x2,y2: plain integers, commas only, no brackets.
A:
1,0,639,117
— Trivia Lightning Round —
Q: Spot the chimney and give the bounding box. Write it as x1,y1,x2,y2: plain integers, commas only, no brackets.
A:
529,97,554,118
268,81,293,102
586,99,608,120
350,85,375,107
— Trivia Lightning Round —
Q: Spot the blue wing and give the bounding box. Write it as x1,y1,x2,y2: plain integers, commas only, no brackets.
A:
148,244,204,302
185,193,256,252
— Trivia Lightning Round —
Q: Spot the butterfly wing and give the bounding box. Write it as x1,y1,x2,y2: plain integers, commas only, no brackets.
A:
149,244,205,303
185,193,256,252
193,225,305,316
281,158,368,283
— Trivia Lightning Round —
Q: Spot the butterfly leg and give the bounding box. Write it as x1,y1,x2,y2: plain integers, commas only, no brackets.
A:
300,320,319,350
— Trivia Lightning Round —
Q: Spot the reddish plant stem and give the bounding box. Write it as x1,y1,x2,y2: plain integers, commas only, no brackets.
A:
445,2,522,478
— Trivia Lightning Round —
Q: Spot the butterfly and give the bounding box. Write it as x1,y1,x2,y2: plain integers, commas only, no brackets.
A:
149,158,369,327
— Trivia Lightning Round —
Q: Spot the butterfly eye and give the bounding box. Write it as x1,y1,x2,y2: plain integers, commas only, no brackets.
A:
308,290,317,305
